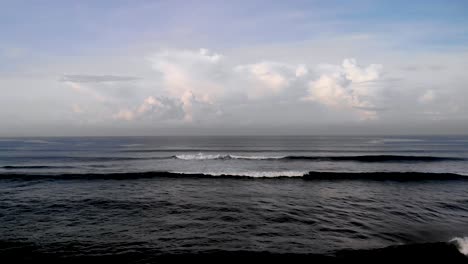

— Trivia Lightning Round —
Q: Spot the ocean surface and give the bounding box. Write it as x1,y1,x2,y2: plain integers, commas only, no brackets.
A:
1,136,468,262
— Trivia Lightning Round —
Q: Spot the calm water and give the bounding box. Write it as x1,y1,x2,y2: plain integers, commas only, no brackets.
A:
0,136,468,261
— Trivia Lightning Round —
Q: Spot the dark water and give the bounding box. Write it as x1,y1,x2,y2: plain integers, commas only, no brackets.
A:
1,136,468,262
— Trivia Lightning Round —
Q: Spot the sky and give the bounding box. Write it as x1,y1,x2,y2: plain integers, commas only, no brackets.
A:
1,0,468,136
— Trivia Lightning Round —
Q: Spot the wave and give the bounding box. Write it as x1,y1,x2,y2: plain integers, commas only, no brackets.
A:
0,171,466,181
1,165,74,169
451,237,468,256
173,170,307,177
285,155,463,162
369,138,425,144
121,148,468,153
0,139,56,144
174,153,284,160
0,154,462,164
0,240,465,263
0,156,166,162
302,171,467,181
332,240,467,262
173,154,463,162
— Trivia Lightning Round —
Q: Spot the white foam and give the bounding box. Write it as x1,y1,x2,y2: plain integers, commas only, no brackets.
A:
229,154,284,160
175,153,284,160
369,138,425,144
175,153,227,160
450,237,468,255
174,170,306,178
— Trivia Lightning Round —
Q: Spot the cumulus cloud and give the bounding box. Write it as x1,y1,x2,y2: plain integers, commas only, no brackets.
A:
63,48,389,123
295,64,308,77
303,59,383,119
136,96,162,115
235,62,306,99
148,48,226,121
342,58,382,83
136,96,185,120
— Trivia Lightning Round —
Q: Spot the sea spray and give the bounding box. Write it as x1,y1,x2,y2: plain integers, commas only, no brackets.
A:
451,237,468,256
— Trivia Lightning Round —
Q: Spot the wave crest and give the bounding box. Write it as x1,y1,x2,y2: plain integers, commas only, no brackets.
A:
173,154,463,162
450,237,468,255
174,153,284,160
174,171,306,178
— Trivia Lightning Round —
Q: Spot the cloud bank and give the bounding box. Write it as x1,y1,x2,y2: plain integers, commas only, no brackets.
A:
63,48,391,125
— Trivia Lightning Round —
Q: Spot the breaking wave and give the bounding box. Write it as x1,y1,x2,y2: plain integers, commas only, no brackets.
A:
174,153,284,160
451,237,468,256
173,153,463,162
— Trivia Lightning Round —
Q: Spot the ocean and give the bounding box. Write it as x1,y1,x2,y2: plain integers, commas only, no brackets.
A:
1,136,467,262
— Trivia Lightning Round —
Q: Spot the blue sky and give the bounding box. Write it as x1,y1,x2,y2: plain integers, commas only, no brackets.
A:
2,0,467,54
1,1,468,135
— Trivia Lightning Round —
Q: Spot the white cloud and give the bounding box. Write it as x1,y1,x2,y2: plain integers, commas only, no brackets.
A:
303,59,383,119
148,48,226,121
62,50,387,123
45,47,468,131
295,64,308,77
137,96,162,115
342,58,382,83
235,61,305,99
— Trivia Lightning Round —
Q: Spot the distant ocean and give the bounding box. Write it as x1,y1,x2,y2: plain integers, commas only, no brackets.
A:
1,136,467,262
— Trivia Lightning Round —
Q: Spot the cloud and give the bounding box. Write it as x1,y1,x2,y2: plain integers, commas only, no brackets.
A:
114,96,185,121
148,48,226,121
113,109,135,121
342,58,382,82
61,49,389,123
146,49,314,122
136,96,162,115
60,74,139,83
235,62,306,99
136,96,185,120
295,64,308,77
419,90,435,103
303,59,383,119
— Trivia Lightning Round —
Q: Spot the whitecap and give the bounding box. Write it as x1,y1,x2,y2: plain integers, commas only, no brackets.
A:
174,153,284,160
173,170,306,178
369,138,425,144
450,237,468,255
